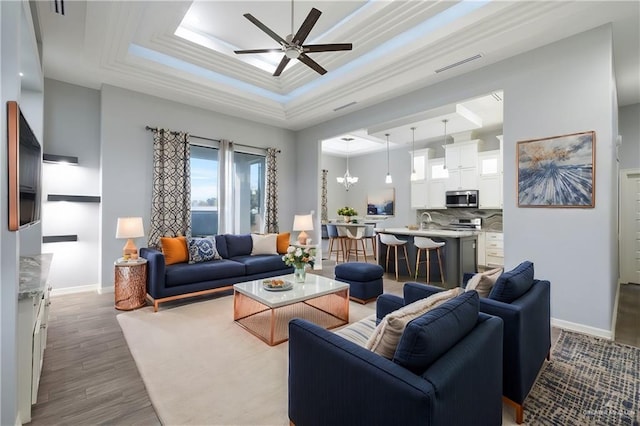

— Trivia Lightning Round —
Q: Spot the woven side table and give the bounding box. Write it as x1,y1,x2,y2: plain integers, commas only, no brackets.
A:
114,258,147,310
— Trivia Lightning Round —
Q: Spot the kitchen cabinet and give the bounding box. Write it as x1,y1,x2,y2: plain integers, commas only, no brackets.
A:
484,231,504,267
446,168,478,191
444,140,480,190
18,254,53,423
478,149,503,208
410,148,433,209
427,158,447,209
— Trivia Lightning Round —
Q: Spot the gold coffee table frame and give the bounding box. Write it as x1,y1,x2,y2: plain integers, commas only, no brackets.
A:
233,274,349,346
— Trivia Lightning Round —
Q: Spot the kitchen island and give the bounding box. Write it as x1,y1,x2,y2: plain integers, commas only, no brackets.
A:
375,228,478,288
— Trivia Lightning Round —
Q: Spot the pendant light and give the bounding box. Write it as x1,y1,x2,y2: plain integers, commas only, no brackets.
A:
442,119,449,170
410,127,417,181
336,137,358,191
385,133,392,184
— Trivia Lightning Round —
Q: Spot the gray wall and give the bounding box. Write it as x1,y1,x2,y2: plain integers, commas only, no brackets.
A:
42,79,101,290
619,103,640,170
99,85,297,289
296,25,618,335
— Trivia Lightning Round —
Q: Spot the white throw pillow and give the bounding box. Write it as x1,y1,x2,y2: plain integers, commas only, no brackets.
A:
365,287,463,359
465,267,503,298
251,233,278,255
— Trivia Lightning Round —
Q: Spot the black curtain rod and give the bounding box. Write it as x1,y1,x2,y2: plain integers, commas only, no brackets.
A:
145,125,220,143
145,126,280,153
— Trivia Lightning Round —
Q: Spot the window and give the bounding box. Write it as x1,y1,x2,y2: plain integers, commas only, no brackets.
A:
189,143,266,236
480,157,499,175
233,151,265,234
430,161,449,180
190,145,219,236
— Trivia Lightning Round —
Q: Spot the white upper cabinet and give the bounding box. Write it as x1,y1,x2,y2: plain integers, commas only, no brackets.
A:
426,158,447,209
444,140,480,190
410,148,432,209
478,140,503,209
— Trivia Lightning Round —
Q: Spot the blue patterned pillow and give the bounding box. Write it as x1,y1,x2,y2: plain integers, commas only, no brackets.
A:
188,237,221,264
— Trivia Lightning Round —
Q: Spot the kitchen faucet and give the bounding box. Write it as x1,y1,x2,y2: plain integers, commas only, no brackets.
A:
420,212,433,230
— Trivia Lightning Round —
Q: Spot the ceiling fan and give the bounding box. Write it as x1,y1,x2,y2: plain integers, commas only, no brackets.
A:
234,1,353,76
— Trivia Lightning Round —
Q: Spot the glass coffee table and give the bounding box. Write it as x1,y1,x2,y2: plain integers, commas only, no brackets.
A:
233,274,350,346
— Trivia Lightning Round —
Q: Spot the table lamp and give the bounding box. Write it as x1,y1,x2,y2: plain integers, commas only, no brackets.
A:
116,217,145,259
293,214,313,245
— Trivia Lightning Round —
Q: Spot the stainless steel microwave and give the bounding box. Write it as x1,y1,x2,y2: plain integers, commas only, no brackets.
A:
445,190,479,208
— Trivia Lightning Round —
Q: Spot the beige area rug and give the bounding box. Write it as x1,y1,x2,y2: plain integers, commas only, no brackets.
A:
117,294,376,426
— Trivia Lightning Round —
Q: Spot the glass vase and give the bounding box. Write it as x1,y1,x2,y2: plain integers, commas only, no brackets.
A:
294,266,306,283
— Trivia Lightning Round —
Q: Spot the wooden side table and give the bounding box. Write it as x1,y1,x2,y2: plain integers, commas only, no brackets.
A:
114,258,147,310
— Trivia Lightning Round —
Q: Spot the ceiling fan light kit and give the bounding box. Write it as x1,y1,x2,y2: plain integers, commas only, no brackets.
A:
234,1,353,76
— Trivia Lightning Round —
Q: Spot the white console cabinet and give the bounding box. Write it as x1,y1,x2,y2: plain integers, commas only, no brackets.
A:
18,254,53,424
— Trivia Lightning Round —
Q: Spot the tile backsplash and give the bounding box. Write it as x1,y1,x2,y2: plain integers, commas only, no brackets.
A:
416,209,503,231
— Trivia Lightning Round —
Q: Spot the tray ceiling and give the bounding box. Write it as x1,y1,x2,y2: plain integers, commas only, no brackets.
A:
34,1,639,131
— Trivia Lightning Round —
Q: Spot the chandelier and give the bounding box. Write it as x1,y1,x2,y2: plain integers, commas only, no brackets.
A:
337,137,358,191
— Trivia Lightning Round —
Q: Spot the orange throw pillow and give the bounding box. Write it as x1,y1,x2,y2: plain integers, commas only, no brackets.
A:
277,232,291,254
160,236,188,265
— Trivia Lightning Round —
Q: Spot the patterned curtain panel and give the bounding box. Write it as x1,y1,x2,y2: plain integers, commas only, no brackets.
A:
148,129,192,248
265,148,279,233
321,169,328,222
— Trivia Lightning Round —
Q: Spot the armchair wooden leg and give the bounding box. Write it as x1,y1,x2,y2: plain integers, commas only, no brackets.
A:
547,350,551,361
502,396,524,424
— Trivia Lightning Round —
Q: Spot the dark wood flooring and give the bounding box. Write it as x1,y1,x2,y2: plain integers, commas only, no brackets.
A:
29,291,160,425
28,280,639,425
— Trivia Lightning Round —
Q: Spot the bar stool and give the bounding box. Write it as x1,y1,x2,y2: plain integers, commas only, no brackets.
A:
326,224,344,263
378,233,411,281
414,236,445,284
345,227,367,262
363,224,377,261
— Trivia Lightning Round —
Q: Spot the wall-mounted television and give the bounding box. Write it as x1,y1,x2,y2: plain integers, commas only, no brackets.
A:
7,101,42,231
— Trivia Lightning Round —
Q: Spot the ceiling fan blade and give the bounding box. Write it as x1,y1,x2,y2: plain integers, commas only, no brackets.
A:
243,13,287,45
298,53,327,75
292,8,321,45
234,48,282,54
303,43,353,53
273,56,291,77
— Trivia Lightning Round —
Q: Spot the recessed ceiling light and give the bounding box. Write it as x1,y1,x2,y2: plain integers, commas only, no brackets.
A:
19,72,24,77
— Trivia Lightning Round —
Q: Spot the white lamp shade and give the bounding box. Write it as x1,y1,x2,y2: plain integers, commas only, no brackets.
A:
116,217,145,239
292,214,314,231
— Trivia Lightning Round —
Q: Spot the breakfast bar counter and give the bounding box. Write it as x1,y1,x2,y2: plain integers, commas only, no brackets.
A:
374,227,478,288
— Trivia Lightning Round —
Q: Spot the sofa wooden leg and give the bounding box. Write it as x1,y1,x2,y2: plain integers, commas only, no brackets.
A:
502,396,524,424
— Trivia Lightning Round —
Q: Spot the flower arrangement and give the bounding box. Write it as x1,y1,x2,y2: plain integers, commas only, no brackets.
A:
337,206,358,217
282,246,316,269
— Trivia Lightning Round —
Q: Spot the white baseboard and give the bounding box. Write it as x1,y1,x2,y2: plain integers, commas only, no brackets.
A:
551,317,612,340
98,285,115,294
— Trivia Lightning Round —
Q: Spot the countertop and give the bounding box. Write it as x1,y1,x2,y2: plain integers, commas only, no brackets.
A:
19,253,53,300
374,227,477,238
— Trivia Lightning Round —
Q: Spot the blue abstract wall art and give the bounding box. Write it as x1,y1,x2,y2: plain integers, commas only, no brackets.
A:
517,131,595,208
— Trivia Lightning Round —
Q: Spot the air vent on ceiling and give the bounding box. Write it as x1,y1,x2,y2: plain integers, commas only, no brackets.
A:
333,101,357,112
51,0,65,15
434,54,483,74
492,92,503,102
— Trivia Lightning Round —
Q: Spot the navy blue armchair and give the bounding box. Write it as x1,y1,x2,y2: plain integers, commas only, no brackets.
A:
288,292,504,426
390,262,550,424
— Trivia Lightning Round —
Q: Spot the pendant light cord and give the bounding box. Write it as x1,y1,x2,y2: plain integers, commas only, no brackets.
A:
411,127,416,174
385,133,390,174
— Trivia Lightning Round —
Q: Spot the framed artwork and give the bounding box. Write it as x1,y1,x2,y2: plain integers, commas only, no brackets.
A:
517,131,595,208
367,188,395,216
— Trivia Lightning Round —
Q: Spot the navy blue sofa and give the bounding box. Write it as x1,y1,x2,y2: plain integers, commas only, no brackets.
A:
389,261,551,424
289,291,504,426
140,234,292,311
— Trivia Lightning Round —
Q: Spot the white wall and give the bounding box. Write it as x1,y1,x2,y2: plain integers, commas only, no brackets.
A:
618,103,640,170
42,79,101,290
1,1,43,423
503,25,616,335
99,85,297,289
296,25,618,335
